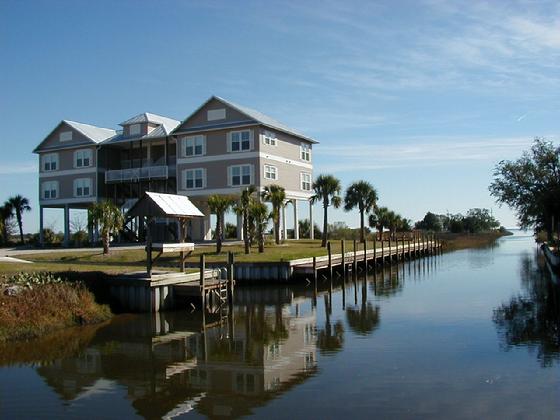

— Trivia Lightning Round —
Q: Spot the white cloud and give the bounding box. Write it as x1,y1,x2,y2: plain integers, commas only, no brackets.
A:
315,136,537,172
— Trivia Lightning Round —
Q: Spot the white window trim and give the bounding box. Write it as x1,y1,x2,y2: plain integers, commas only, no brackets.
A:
262,131,277,146
41,180,59,200
180,135,206,158
300,143,311,162
74,149,93,168
59,131,73,142
42,153,59,172
300,172,312,191
227,130,253,153
264,164,278,180
228,164,254,187
182,168,207,190
73,178,93,198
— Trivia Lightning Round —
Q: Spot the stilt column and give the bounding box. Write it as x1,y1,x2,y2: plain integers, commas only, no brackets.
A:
63,204,70,247
293,199,299,240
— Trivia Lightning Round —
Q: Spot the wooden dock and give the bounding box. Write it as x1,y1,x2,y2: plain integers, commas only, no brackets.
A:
107,252,236,313
291,238,440,279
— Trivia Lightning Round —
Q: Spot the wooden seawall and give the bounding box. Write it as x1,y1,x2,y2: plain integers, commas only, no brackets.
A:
206,237,442,282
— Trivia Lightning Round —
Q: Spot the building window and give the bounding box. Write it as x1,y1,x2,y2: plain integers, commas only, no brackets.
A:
301,172,312,191
301,143,311,161
264,164,277,180
229,130,252,152
263,131,277,146
207,108,226,121
74,178,92,197
59,131,72,142
75,149,92,168
229,164,252,186
129,124,141,136
42,153,58,171
181,135,205,157
42,181,58,199
184,168,205,189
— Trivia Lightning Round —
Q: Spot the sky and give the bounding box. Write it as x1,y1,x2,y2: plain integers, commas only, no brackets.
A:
1,0,559,233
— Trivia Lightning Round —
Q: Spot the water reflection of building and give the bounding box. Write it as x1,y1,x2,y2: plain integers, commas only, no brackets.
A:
36,299,318,419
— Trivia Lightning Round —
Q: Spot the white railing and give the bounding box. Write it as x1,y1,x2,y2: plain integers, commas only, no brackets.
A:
105,165,168,183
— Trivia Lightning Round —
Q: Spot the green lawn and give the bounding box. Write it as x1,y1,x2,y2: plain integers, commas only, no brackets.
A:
1,239,387,275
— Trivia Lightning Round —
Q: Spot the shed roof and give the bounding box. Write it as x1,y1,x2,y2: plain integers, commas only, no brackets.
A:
128,192,204,219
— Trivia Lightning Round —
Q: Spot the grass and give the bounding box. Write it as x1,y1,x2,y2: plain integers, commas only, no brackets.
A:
2,240,390,274
0,279,112,342
1,233,505,276
439,230,512,252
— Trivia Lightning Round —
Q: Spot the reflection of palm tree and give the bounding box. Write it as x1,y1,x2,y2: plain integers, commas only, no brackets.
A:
493,254,560,367
317,295,344,354
317,320,345,355
346,302,380,336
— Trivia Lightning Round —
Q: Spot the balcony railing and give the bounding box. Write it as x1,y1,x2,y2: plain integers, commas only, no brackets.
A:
105,165,169,183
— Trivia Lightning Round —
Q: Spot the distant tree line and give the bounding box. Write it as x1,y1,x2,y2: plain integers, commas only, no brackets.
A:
415,208,501,234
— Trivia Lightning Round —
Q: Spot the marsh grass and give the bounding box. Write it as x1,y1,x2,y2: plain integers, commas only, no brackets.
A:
0,279,112,343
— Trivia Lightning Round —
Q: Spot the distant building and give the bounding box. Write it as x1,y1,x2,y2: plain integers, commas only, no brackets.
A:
33,97,317,245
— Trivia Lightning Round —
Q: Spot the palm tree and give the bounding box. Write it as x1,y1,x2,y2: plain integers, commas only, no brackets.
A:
7,195,31,244
234,185,257,254
310,174,342,247
387,211,407,239
368,206,391,240
249,201,270,253
0,203,13,245
261,184,286,245
88,200,124,254
343,181,378,243
208,195,235,253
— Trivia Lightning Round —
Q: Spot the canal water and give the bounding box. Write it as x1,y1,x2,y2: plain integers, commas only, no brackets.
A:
1,231,558,419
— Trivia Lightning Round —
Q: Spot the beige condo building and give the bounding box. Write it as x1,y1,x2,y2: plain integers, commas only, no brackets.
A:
33,96,317,245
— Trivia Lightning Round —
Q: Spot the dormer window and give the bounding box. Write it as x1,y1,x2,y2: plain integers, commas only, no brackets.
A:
300,143,311,161
207,108,226,121
60,131,72,142
129,124,141,136
42,153,58,171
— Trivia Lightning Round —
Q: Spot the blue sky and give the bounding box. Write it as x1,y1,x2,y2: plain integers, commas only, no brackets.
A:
1,0,559,233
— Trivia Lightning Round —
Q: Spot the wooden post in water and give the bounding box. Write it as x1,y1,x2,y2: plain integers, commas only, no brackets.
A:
407,238,411,259
227,251,234,304
402,237,406,260
179,219,186,273
395,237,398,262
312,256,317,284
146,217,153,277
373,238,377,266
341,240,346,277
363,240,367,268
381,238,385,265
327,241,332,278
312,256,318,307
353,239,357,274
200,254,206,309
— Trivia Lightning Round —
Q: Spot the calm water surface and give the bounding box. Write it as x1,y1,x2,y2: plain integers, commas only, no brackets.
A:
1,232,559,419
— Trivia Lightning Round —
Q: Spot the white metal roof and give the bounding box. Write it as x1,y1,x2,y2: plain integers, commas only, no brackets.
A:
63,120,117,143
173,96,318,144
144,192,204,218
120,112,180,129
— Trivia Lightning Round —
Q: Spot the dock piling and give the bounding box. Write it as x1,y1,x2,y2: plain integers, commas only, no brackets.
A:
327,241,333,278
